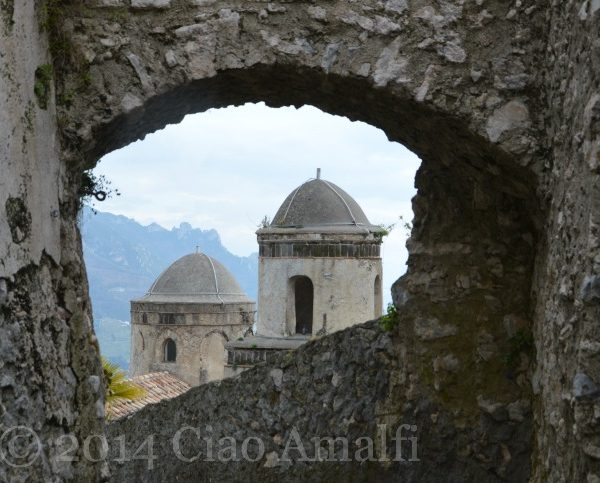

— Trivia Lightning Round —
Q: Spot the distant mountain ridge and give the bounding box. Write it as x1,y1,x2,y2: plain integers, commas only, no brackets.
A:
81,207,258,322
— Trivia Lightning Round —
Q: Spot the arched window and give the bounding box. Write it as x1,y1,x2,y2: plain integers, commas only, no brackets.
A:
293,276,314,335
374,275,382,318
164,338,176,362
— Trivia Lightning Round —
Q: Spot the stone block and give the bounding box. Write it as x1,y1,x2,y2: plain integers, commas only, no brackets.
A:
414,317,458,341
131,0,171,9
581,275,600,304
86,0,127,7
573,373,600,400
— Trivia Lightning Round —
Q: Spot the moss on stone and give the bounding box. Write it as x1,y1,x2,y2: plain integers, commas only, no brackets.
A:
404,293,532,426
5,196,32,244
38,0,86,81
0,0,14,33
106,6,129,24
34,63,53,110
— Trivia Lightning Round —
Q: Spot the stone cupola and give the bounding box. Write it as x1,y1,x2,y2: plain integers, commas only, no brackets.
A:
256,171,384,338
130,252,255,386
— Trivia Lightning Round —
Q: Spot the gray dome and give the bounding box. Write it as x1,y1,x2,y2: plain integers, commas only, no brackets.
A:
270,178,378,232
138,253,251,304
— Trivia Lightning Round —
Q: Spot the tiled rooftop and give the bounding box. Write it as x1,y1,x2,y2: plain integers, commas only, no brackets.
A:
107,372,191,421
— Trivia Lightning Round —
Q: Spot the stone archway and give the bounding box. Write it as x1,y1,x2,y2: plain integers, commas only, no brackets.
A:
4,1,599,482
65,4,541,474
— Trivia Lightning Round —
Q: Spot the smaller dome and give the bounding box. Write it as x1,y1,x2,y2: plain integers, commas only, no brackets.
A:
267,178,379,233
136,253,251,304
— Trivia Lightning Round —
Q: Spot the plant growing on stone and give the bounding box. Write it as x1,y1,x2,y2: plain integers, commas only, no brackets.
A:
39,0,74,69
374,222,395,239
79,170,120,211
102,357,146,414
375,216,413,240
1,0,15,32
40,0,93,105
34,64,53,109
258,215,271,229
379,303,399,331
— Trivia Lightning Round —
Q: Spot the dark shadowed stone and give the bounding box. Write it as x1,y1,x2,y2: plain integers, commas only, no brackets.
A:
414,317,458,341
0,279,7,305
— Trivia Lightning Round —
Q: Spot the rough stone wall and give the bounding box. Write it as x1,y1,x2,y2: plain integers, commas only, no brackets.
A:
70,1,545,480
0,2,106,481
109,320,533,482
107,321,417,482
390,141,538,481
1,0,599,481
531,2,600,481
68,2,544,480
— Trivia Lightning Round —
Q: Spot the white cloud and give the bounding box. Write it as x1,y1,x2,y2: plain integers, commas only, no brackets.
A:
93,103,421,305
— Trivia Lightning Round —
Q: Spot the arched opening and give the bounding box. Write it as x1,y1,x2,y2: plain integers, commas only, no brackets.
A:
1,0,563,479
163,338,176,363
292,276,314,336
74,57,540,480
86,100,414,347
374,275,382,318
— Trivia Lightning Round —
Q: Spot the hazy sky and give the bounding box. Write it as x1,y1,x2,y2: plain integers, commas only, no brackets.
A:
92,102,421,304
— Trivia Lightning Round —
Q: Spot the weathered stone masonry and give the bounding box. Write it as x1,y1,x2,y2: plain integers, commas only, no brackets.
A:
0,0,598,481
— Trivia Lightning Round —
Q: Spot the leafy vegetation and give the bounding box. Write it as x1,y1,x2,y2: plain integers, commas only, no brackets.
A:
39,0,75,70
398,215,413,237
1,0,15,32
379,303,399,331
38,0,93,110
102,357,146,415
34,64,53,109
374,222,395,239
258,215,271,229
79,171,120,210
375,215,413,240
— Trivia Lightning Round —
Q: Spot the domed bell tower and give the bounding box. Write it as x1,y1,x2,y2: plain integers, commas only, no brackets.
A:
256,170,384,338
130,252,255,386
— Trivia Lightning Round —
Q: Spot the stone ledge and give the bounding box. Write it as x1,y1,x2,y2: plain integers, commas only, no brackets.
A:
86,0,173,8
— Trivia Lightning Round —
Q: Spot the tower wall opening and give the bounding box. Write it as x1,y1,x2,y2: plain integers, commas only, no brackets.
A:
293,276,314,335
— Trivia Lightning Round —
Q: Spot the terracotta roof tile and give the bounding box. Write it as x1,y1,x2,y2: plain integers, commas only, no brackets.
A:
107,372,191,421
